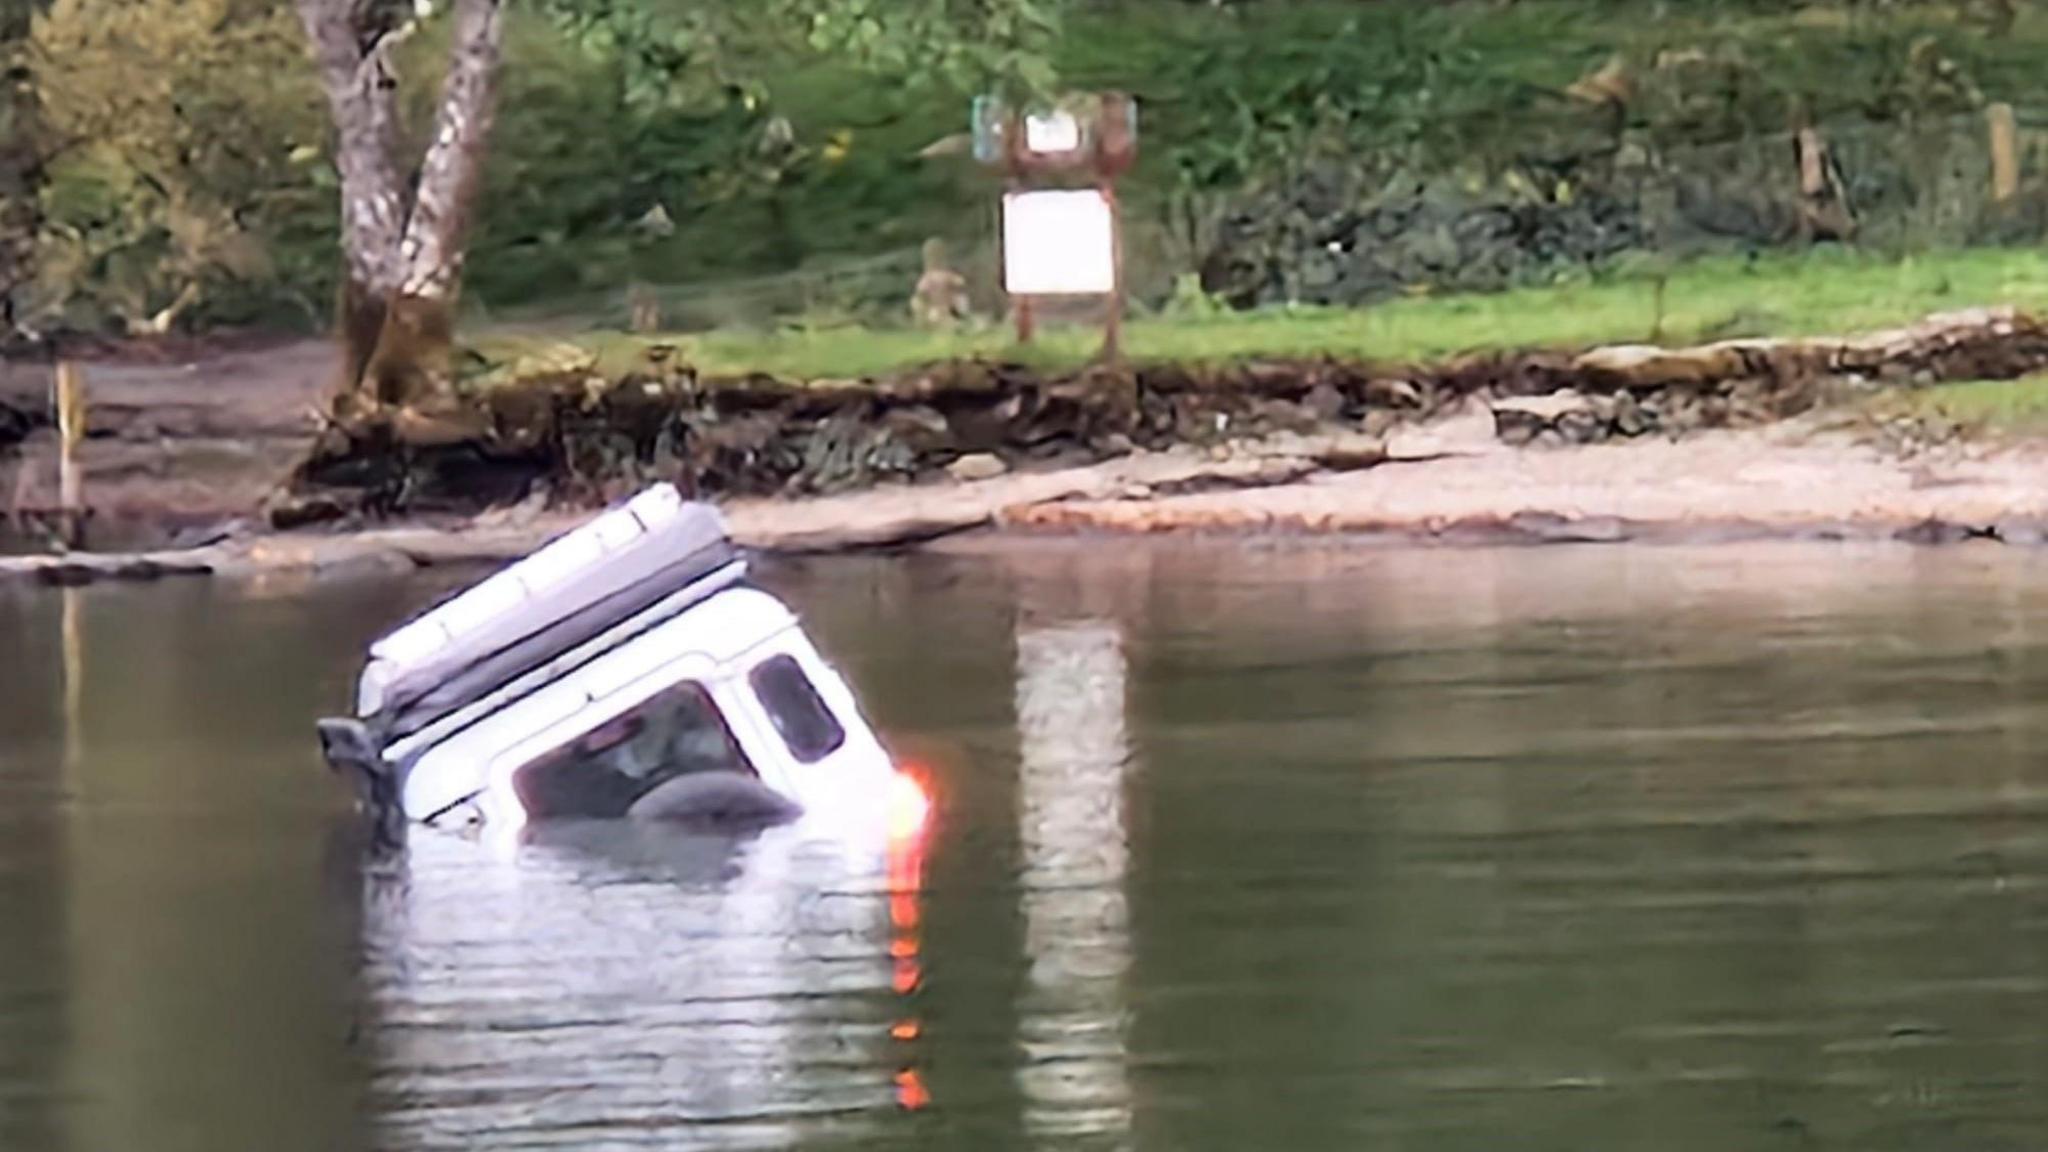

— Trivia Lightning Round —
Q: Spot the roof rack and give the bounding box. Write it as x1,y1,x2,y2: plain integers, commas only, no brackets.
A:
357,486,745,731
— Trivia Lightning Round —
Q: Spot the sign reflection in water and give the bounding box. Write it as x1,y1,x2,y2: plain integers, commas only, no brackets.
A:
359,810,930,1149
1014,620,1135,1144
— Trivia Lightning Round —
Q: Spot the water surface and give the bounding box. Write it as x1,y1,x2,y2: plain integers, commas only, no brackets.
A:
4,542,2048,1151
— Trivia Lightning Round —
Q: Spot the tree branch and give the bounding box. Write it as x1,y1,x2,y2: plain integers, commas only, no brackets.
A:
398,0,505,300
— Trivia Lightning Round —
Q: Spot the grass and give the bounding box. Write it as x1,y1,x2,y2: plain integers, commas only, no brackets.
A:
1882,375,2048,434
529,246,2048,382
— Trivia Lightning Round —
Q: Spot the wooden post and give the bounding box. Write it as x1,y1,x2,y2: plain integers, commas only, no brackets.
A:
1793,126,1855,242
1796,127,1827,199
627,282,661,333
1003,171,1035,345
1101,181,1123,362
1988,102,2020,204
61,584,83,776
53,360,86,550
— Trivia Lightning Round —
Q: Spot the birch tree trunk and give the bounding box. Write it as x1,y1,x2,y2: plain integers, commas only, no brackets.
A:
294,0,504,414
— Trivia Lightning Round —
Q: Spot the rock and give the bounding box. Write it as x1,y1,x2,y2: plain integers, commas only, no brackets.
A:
1506,510,1631,543
1365,378,1423,408
299,548,420,582
880,404,954,453
1310,438,1389,472
1250,397,1320,434
1491,390,1600,446
1574,344,1749,386
947,453,1009,483
1492,390,1596,421
1610,391,1655,437
1302,383,1347,422
1556,408,1607,444
167,519,253,550
1361,409,1403,438
1895,518,1980,546
267,492,349,531
1092,432,1136,458
1,548,216,586
1386,405,1499,460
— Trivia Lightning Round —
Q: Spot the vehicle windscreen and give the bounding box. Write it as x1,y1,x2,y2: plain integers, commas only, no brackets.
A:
512,682,751,819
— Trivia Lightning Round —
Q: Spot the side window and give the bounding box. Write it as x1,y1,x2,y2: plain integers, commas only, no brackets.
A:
750,654,846,764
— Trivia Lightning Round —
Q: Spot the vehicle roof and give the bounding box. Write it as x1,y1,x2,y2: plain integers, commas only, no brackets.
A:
359,487,737,721
398,585,803,820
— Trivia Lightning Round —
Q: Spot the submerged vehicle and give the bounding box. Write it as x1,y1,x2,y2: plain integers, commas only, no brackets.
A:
318,484,915,836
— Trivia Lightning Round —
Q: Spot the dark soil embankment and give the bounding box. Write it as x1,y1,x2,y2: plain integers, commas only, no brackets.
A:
5,306,2047,566
283,307,2048,523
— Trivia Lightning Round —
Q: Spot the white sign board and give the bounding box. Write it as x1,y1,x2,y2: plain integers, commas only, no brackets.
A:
1002,189,1116,296
1023,110,1081,154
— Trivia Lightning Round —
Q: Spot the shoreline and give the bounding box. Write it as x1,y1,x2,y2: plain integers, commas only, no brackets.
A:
8,304,2048,588
8,415,2048,588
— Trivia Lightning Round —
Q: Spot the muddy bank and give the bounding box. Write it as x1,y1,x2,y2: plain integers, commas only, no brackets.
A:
283,307,2048,524
0,338,330,549
9,413,2048,589
5,305,2048,581
4,306,2040,550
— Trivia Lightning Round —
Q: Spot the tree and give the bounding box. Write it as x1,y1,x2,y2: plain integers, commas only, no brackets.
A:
1,0,43,338
295,0,505,414
294,0,1060,419
26,0,317,336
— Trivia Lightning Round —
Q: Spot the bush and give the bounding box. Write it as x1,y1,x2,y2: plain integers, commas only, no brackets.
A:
27,0,326,331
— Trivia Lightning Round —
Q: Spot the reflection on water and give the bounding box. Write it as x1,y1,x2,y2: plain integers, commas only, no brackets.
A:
1015,621,1133,1146
362,822,919,1149
4,543,2048,1151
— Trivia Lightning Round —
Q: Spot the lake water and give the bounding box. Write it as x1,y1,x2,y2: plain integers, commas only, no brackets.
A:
3,541,2047,1151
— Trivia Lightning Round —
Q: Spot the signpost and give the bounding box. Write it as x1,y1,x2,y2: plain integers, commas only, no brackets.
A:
974,92,1137,358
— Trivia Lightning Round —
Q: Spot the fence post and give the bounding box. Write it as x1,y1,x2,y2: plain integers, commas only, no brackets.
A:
53,359,86,549
1988,102,2020,204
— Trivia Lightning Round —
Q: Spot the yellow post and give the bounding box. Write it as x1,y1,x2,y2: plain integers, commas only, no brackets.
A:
1988,102,2020,204
53,360,86,549
62,584,83,777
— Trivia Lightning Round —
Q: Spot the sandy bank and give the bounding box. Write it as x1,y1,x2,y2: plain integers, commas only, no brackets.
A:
6,410,2048,588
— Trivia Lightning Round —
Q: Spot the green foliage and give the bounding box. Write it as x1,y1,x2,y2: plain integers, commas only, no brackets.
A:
1159,271,1229,319
25,0,325,330
442,0,1052,305
20,0,2048,337
794,0,1061,100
